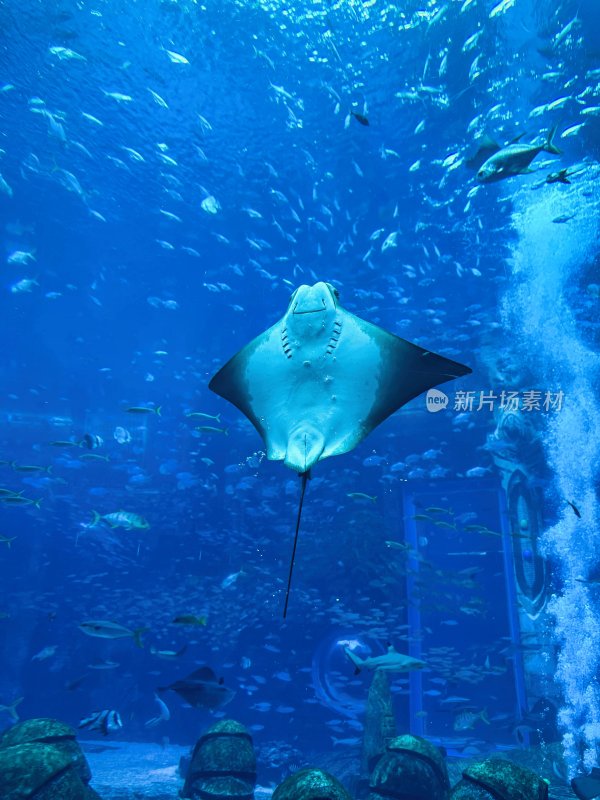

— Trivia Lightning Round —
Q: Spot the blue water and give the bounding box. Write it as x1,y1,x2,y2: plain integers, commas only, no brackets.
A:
1,0,599,789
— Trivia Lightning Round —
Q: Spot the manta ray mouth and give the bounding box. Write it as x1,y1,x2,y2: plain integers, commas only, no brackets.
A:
293,298,326,315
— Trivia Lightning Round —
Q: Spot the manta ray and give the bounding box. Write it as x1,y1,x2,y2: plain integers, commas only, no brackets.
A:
209,282,471,616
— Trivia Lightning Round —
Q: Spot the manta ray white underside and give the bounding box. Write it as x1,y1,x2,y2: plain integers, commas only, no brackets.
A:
209,281,472,474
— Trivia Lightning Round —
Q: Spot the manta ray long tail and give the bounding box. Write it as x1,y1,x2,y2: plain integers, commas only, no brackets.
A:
283,471,310,618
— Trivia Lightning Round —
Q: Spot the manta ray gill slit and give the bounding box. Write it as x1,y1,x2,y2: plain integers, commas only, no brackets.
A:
326,316,342,355
281,325,292,358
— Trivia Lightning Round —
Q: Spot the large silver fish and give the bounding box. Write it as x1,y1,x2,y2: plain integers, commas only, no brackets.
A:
477,126,560,182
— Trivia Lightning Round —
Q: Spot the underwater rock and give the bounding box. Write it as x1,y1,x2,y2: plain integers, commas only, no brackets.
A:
0,718,101,799
272,767,352,800
450,758,548,800
369,734,450,800
191,776,255,800
360,669,397,782
179,752,192,780
182,719,256,800
0,717,92,784
0,740,101,799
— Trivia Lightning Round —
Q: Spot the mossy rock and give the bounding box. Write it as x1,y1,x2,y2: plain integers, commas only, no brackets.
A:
0,741,88,799
0,719,76,748
25,768,91,800
370,734,449,800
451,759,548,800
190,776,255,800
183,719,256,799
191,719,256,775
386,734,449,790
0,718,91,784
273,768,352,800
448,781,490,800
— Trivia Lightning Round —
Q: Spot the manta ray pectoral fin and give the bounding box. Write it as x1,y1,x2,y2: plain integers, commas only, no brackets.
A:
353,316,472,434
284,424,325,473
208,325,279,445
